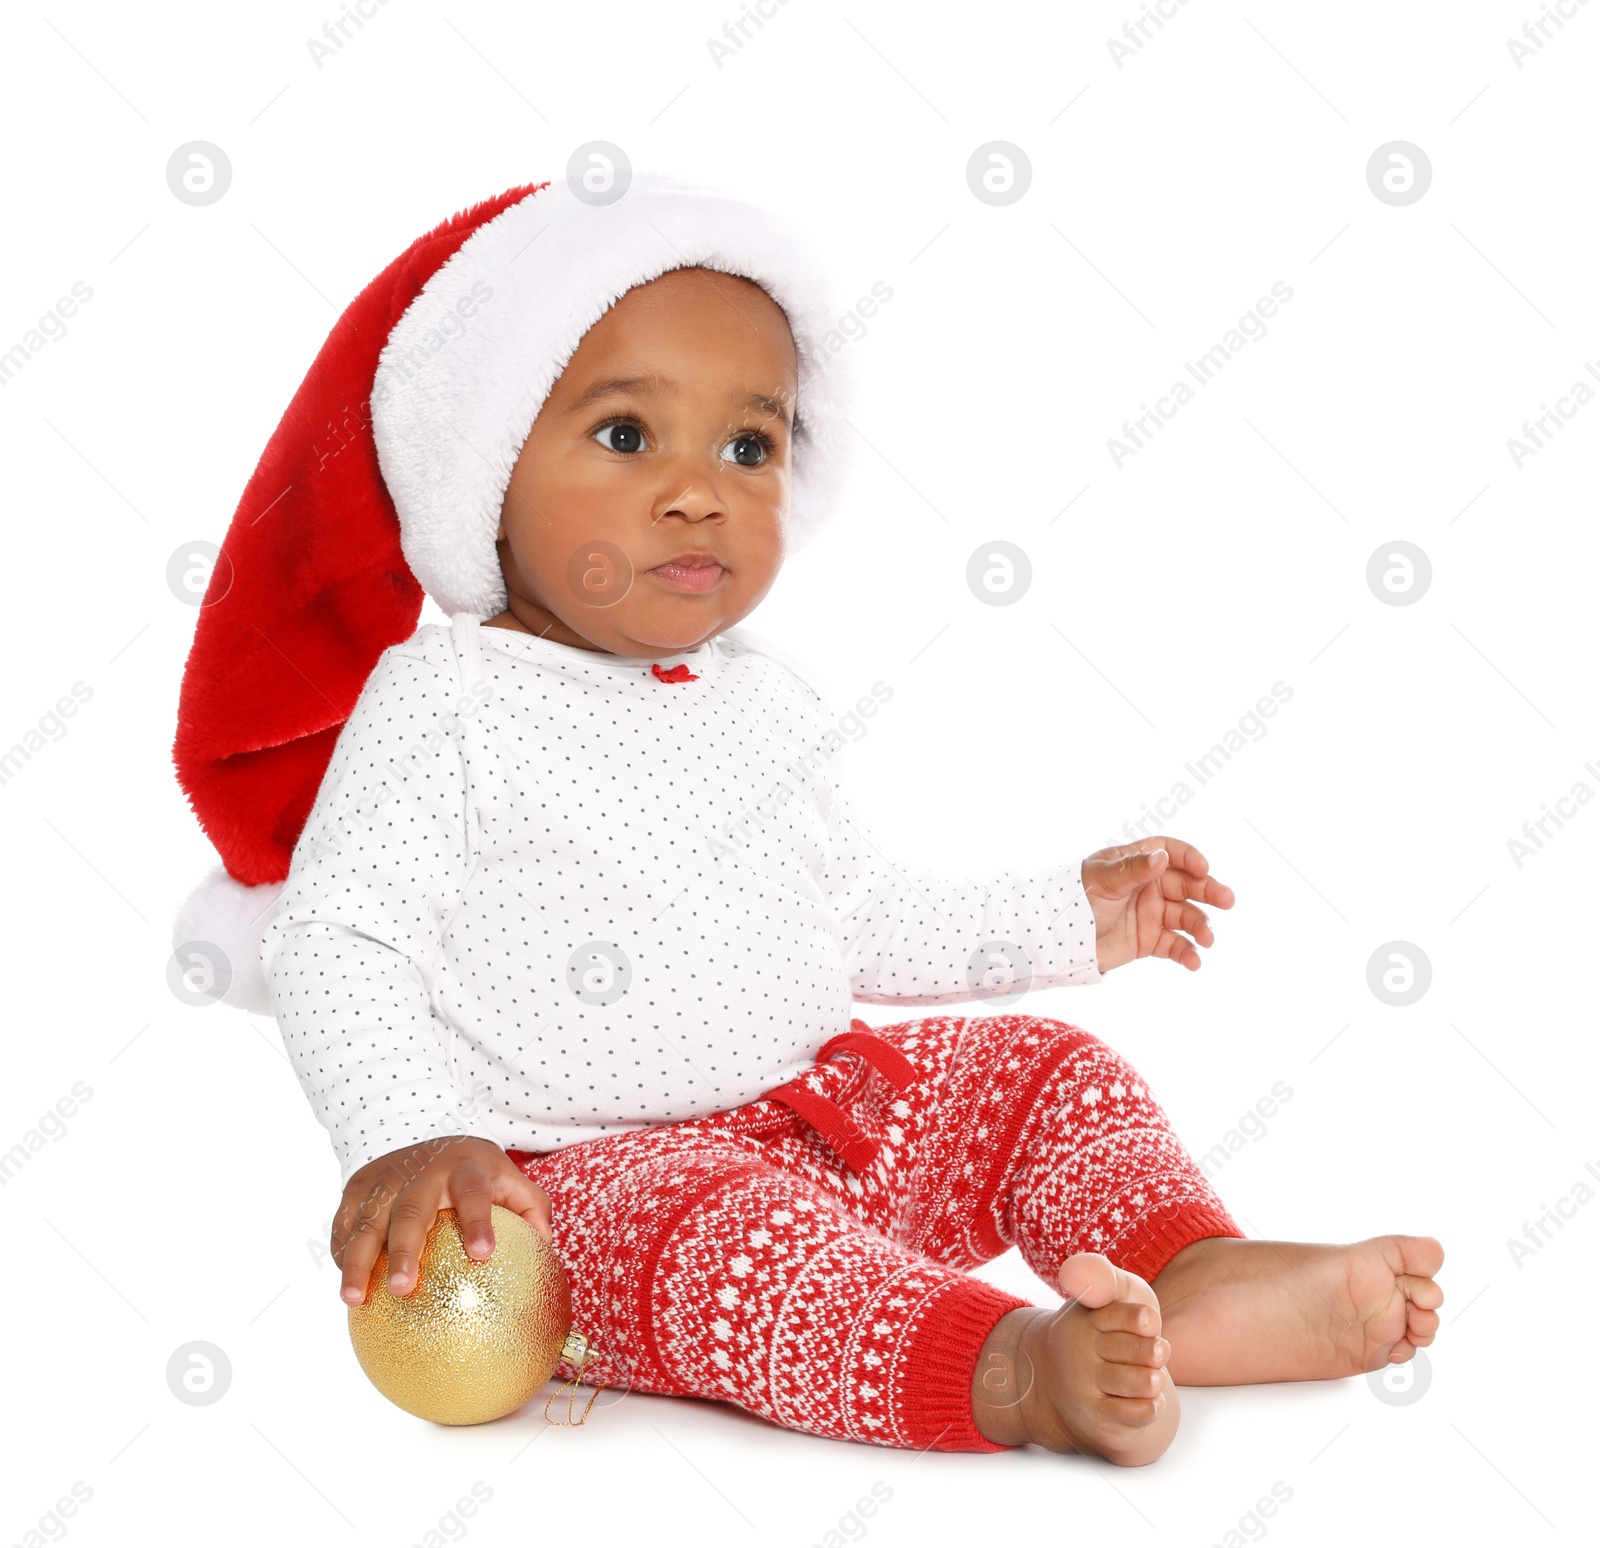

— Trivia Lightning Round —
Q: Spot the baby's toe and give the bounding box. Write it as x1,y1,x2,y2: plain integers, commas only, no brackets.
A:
1088,1292,1164,1343
1104,1397,1167,1435
1394,1233,1444,1279
1406,1304,1441,1346
1098,1358,1166,1401
1100,1330,1169,1368
1061,1252,1160,1315
1058,1251,1120,1309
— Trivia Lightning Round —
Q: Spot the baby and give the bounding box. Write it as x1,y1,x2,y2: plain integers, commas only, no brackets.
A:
238,186,1442,1463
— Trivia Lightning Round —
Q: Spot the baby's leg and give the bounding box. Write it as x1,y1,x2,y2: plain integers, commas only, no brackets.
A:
890,1013,1443,1388
510,1127,1030,1453
803,1012,1243,1461
871,1012,1246,1286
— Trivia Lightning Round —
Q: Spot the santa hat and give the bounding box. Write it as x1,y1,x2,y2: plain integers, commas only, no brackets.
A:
170,171,857,1014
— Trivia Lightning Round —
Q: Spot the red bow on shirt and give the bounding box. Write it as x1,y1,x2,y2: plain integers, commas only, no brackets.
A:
650,663,699,684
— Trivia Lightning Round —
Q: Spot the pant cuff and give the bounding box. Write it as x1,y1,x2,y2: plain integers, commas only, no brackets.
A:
1112,1198,1247,1284
896,1276,1031,1454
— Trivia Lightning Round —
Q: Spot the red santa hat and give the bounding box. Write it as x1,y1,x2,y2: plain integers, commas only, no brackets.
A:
170,170,857,1013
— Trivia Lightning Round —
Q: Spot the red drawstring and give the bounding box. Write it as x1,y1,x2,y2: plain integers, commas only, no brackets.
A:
651,663,698,683
762,1020,916,1172
814,1028,918,1091
763,1080,880,1172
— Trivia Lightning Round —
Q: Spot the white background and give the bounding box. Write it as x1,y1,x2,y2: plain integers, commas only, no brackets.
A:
1,1,1594,1545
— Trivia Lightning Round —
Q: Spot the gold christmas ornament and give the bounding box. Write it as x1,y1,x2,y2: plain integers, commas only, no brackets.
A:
348,1204,594,1426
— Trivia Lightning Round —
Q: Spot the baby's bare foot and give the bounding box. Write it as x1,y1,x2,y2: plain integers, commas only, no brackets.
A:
1152,1233,1445,1385
972,1252,1178,1465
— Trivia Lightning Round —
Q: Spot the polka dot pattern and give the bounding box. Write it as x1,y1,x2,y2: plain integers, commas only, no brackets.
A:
262,616,1103,1187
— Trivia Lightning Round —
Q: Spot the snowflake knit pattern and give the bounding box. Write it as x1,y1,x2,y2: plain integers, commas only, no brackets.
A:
511,1009,1243,1453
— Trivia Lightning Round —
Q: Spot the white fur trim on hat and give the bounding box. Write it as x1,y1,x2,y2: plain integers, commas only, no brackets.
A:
171,863,286,1015
371,170,858,619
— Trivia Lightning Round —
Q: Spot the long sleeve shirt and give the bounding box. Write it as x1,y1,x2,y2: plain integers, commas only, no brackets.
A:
261,612,1103,1188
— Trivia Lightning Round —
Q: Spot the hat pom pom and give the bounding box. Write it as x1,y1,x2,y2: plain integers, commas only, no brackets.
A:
171,863,286,1016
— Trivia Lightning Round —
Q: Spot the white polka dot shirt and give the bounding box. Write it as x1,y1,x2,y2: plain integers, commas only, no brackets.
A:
261,613,1103,1188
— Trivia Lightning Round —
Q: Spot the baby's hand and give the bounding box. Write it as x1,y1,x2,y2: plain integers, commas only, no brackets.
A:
1081,837,1234,974
332,1135,553,1306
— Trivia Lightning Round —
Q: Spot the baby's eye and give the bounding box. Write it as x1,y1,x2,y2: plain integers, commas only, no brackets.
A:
721,432,771,467
592,421,645,454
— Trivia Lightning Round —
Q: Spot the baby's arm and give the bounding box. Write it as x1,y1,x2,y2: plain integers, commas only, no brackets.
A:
262,638,548,1301
263,643,489,1179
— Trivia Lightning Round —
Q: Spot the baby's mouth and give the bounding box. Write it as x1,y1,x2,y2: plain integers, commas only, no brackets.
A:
648,553,726,594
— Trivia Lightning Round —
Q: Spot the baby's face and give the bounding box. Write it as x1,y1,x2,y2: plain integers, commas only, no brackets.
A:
493,265,798,654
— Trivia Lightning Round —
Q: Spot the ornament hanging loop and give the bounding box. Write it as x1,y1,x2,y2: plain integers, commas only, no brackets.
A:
544,1330,605,1426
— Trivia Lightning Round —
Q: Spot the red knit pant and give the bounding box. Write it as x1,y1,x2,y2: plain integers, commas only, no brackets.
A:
507,1012,1243,1453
